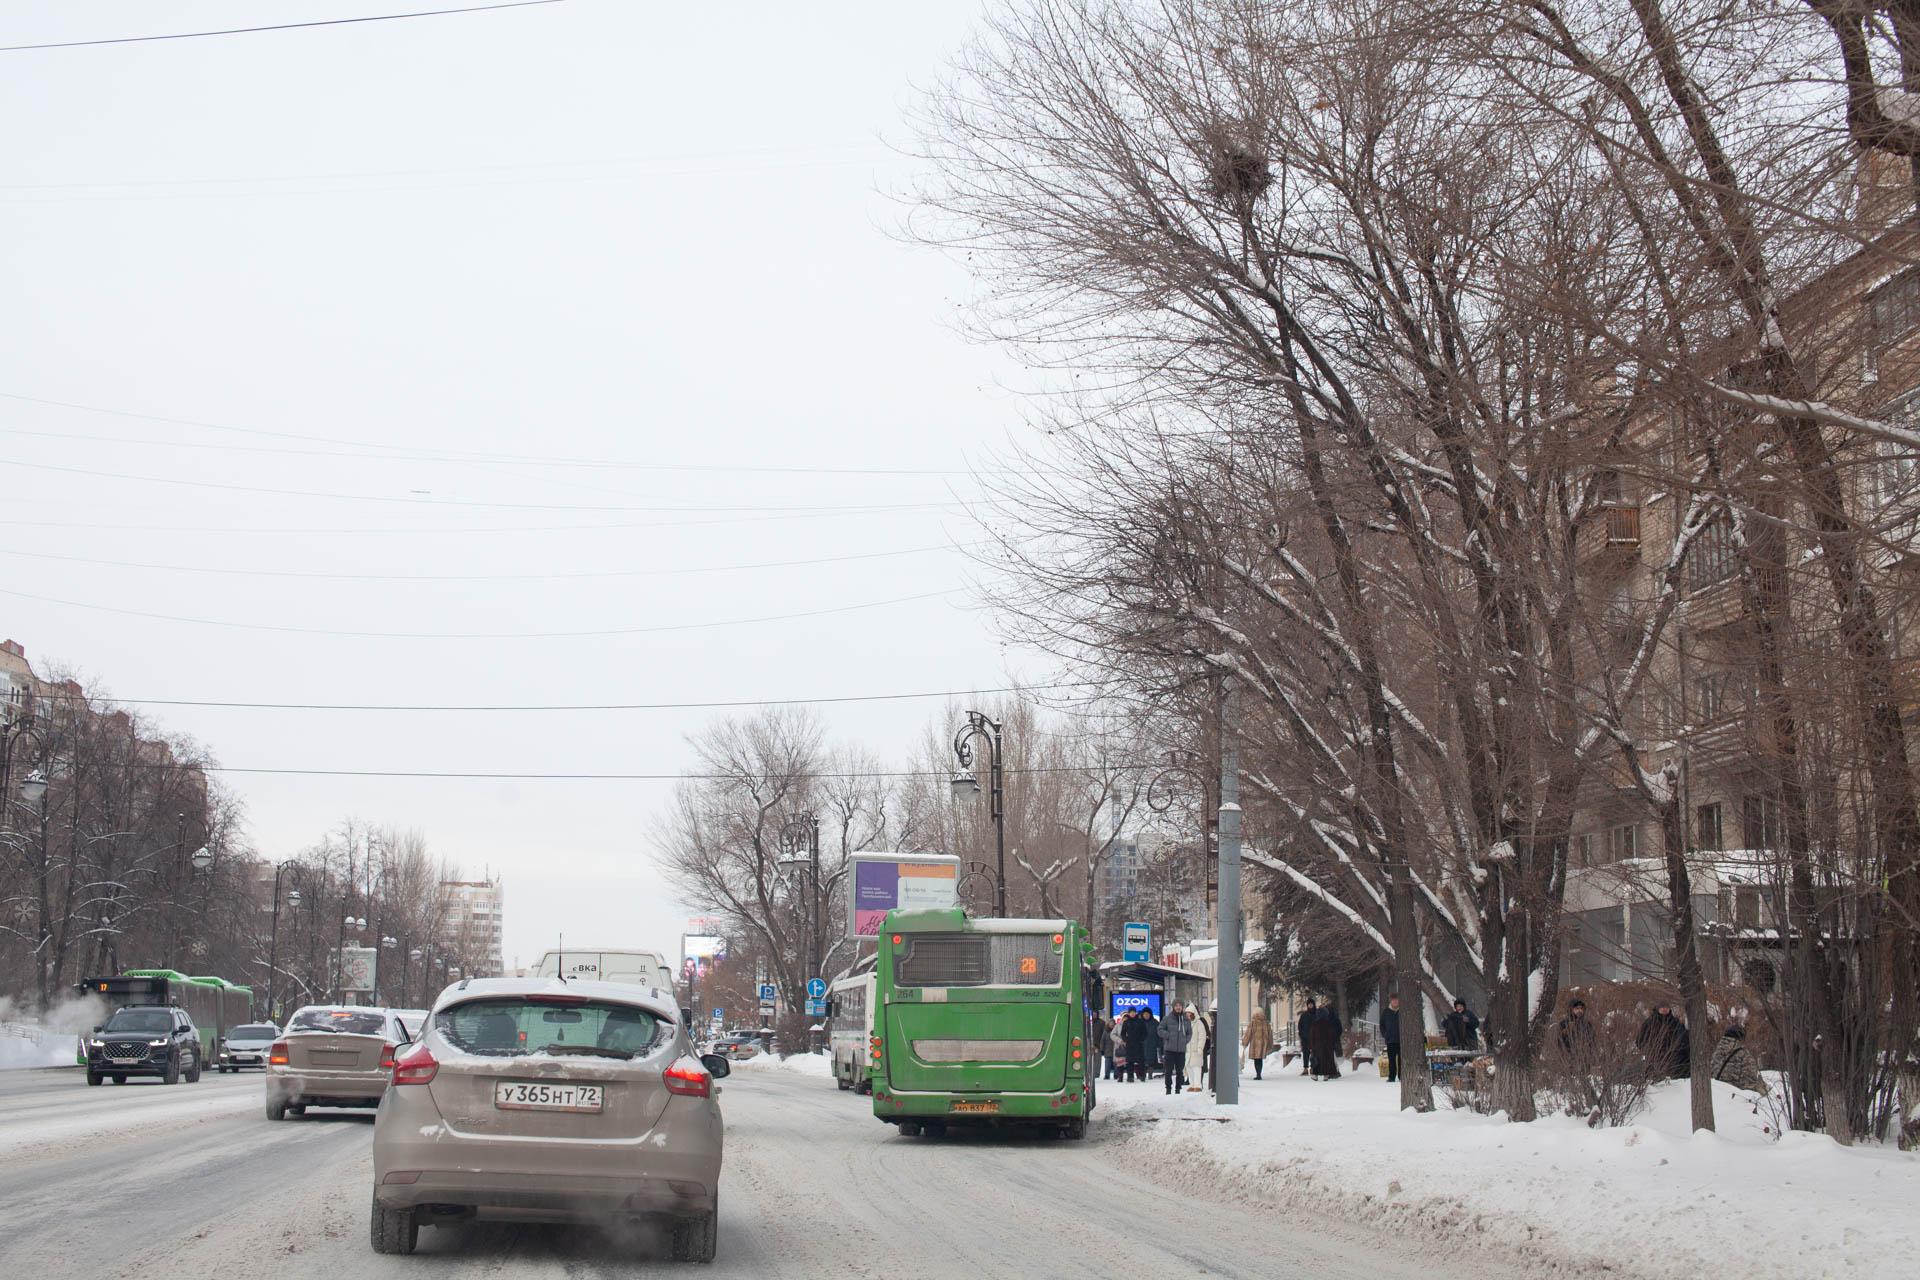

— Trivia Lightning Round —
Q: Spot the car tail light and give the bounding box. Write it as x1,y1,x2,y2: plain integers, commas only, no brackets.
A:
391,1041,438,1086
664,1058,711,1098
379,1044,397,1071
268,1041,289,1066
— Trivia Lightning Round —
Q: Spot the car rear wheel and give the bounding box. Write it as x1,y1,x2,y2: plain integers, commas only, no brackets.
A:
266,1098,287,1121
670,1197,717,1264
370,1199,419,1255
289,1104,307,1115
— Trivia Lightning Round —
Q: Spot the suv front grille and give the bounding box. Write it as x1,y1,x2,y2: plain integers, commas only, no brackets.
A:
103,1042,153,1064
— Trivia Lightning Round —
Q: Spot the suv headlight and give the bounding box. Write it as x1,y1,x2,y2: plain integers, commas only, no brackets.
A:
148,1039,169,1047
88,1039,104,1049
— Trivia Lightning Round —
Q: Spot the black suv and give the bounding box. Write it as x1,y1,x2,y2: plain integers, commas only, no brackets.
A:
85,1005,203,1086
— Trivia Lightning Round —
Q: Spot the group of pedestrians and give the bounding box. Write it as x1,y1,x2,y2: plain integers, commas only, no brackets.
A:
1294,996,1346,1080
1092,1001,1221,1093
1552,995,1769,1093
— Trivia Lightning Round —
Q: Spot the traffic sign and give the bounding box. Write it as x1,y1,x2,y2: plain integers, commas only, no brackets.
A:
806,977,827,999
757,983,777,1002
1123,922,1151,962
712,1007,724,1020
805,998,827,1016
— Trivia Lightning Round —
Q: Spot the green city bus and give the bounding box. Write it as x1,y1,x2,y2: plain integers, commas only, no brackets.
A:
869,908,1097,1138
76,970,253,1061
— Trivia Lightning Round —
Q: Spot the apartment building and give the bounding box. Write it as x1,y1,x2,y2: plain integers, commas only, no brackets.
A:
439,877,505,978
1561,210,1920,995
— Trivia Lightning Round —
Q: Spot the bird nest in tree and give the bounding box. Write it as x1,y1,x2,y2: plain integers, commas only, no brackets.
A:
1203,128,1272,205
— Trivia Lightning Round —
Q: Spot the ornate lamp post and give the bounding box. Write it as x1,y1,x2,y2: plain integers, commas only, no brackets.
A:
266,861,305,1021
951,710,1007,917
778,814,822,992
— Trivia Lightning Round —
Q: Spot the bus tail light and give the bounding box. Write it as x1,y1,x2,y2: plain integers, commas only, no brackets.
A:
268,1041,289,1067
1052,933,1064,946
392,1042,438,1086
664,1059,712,1098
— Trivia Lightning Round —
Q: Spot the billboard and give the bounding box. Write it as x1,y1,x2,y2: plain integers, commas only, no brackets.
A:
1111,990,1162,1018
847,853,961,938
681,925,726,984
337,946,377,993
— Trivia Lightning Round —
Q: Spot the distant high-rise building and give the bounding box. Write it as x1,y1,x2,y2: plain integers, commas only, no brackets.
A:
440,877,504,978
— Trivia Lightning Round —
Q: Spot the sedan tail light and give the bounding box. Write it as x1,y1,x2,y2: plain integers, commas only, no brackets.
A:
391,1041,438,1086
379,1044,397,1071
663,1058,712,1098
268,1041,289,1066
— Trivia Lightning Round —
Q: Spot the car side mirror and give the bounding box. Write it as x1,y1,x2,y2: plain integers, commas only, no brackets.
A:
700,1053,731,1080
92,1025,102,1034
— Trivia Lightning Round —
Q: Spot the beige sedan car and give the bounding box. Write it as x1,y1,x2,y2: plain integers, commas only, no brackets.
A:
369,977,728,1261
267,1005,411,1120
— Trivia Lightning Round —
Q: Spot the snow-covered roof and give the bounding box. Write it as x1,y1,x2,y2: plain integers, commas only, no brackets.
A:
432,975,679,1020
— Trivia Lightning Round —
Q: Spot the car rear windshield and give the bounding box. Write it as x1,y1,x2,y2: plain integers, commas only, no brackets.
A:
435,998,664,1059
287,1008,388,1036
228,1025,278,1039
102,1009,172,1034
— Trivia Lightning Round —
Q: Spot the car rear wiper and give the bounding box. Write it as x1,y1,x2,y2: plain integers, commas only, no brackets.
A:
539,1043,634,1060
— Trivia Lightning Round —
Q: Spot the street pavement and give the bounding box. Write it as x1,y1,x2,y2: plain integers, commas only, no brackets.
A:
0,1063,1534,1277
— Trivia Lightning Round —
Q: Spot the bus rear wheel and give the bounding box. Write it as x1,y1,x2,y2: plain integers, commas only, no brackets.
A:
898,1122,923,1137
1062,1118,1087,1140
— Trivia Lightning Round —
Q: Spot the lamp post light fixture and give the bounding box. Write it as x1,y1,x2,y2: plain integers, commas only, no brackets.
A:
190,845,213,872
951,710,1008,917
18,768,47,806
266,860,304,1022
777,815,823,990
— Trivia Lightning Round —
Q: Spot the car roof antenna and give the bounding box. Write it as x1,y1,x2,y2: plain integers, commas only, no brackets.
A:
557,933,566,981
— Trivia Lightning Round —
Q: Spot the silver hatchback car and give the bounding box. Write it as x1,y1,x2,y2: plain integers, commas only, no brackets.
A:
369,977,728,1260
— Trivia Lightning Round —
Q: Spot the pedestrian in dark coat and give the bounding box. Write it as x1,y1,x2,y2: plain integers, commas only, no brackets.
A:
1092,1013,1115,1080
1635,1002,1690,1080
1307,1005,1344,1080
1119,1010,1146,1082
1379,995,1404,1083
1296,997,1318,1075
1442,999,1480,1050
1556,998,1596,1063
1160,1000,1193,1093
1142,1010,1163,1077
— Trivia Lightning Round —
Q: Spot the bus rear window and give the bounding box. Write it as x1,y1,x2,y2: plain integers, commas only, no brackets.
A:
896,934,1061,987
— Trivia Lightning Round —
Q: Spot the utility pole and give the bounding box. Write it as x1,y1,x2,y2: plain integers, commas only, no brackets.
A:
1215,683,1241,1106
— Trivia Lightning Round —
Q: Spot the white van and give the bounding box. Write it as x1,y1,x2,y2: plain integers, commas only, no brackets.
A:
530,948,675,997
828,968,876,1093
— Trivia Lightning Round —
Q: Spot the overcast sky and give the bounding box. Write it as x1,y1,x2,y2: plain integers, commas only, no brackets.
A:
0,0,1040,971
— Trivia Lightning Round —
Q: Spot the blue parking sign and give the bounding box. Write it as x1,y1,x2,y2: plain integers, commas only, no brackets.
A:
757,983,777,1002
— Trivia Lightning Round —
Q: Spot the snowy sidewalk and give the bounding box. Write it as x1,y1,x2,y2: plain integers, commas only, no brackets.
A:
1097,1064,1917,1279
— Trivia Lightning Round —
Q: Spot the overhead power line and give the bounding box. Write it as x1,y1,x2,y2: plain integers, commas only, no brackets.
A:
0,458,970,515
38,681,1084,714
0,541,977,583
0,1,565,53
0,584,961,639
0,392,1052,477
178,764,1104,783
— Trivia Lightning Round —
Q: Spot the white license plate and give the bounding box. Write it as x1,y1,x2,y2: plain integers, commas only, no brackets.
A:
494,1081,604,1113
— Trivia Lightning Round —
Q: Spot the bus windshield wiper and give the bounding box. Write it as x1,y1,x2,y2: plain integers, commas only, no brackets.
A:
539,1043,632,1060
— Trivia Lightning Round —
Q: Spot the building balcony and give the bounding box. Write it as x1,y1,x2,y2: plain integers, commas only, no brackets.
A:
1578,504,1641,571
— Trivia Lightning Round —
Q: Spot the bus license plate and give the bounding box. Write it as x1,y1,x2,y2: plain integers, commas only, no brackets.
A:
951,1099,999,1114
495,1081,604,1113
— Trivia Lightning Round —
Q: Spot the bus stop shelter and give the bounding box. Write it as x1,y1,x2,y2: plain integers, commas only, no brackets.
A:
1097,959,1212,1019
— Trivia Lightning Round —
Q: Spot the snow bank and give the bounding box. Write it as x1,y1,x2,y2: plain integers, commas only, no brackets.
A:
1100,1066,1917,1280
730,1050,834,1080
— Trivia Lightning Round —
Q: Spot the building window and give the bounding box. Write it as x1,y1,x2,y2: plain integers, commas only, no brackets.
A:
1695,802,1723,850
1602,823,1638,864
1742,794,1782,850
1688,515,1738,590
1695,672,1727,722
1577,833,1597,868
1871,267,1920,346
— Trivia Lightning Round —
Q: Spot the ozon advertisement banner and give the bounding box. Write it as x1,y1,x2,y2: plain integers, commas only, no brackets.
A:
847,853,960,938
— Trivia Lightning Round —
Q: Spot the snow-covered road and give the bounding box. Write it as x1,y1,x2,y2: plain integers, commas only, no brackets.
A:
0,1063,1550,1278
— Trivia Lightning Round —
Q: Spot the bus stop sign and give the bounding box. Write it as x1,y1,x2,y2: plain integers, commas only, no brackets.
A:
1123,922,1151,962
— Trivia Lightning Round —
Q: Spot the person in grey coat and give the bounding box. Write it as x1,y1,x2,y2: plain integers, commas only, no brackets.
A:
1160,999,1193,1093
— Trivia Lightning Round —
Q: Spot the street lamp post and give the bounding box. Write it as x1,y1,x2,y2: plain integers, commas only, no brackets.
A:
379,936,398,1004
336,914,366,1001
267,864,302,1023
951,710,1007,917
778,815,822,994
405,948,421,1006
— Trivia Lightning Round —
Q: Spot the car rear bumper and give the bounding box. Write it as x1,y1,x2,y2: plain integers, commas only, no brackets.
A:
375,1167,717,1218
268,1066,388,1104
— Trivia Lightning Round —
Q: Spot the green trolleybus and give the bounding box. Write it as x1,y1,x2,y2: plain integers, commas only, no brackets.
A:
869,909,1097,1138
76,970,253,1061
